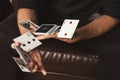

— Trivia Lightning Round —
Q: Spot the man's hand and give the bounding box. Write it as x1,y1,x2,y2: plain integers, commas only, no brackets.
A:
55,15,119,43
11,42,47,75
29,48,46,74
31,28,80,43
30,15,119,44
54,29,81,43
35,27,81,43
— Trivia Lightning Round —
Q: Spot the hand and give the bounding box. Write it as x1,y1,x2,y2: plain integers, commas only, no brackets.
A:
35,34,57,40
30,24,80,43
34,29,80,43
29,48,46,75
54,29,81,43
11,42,47,75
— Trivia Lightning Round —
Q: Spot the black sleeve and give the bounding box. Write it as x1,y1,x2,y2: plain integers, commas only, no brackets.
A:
18,0,37,10
102,0,120,19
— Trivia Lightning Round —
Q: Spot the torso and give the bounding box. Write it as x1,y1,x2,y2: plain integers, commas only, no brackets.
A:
37,0,101,26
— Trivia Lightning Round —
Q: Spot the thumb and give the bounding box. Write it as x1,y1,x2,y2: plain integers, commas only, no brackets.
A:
30,25,37,31
36,35,54,40
40,66,47,76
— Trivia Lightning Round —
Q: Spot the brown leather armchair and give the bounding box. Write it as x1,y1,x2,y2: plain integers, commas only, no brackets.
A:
21,39,100,80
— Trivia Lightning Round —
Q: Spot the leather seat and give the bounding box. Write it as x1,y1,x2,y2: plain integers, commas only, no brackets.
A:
22,39,100,80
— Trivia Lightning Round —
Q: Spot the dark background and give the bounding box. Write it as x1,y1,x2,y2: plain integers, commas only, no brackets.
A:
0,0,14,22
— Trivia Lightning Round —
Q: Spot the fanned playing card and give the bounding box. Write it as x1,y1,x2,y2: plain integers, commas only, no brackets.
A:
13,32,42,52
14,46,33,64
12,46,33,72
13,57,31,72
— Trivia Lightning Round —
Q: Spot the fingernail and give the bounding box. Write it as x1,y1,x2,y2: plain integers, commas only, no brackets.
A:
42,70,47,76
32,70,36,73
32,68,37,73
11,44,15,49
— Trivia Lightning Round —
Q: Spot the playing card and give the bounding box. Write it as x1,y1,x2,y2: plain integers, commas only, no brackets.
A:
13,57,31,72
19,20,61,35
19,21,31,30
57,19,79,38
13,46,33,72
14,46,33,64
19,20,40,30
33,24,61,35
13,32,42,52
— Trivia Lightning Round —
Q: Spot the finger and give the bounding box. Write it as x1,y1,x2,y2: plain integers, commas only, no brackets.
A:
15,42,20,46
40,66,47,75
28,61,34,70
37,58,47,75
30,25,37,31
32,65,38,73
36,35,54,40
52,33,58,38
11,43,16,49
36,55,47,75
31,55,47,75
37,61,47,75
36,36,49,40
29,51,40,69
11,42,20,49
37,60,47,76
29,49,47,75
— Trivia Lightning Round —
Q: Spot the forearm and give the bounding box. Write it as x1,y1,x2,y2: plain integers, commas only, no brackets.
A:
17,8,37,34
77,15,119,40
54,15,119,43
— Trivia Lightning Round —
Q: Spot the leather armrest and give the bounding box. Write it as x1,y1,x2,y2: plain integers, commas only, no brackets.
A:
39,39,100,79
22,39,100,80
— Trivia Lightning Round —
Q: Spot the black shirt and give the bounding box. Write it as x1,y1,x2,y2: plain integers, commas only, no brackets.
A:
18,0,120,26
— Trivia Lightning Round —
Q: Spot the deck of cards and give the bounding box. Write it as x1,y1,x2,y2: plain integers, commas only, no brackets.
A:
13,32,42,72
19,19,79,38
13,46,32,72
19,20,60,35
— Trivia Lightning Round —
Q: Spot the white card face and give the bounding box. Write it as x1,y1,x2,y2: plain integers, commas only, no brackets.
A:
13,57,31,72
57,19,79,38
13,32,42,52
